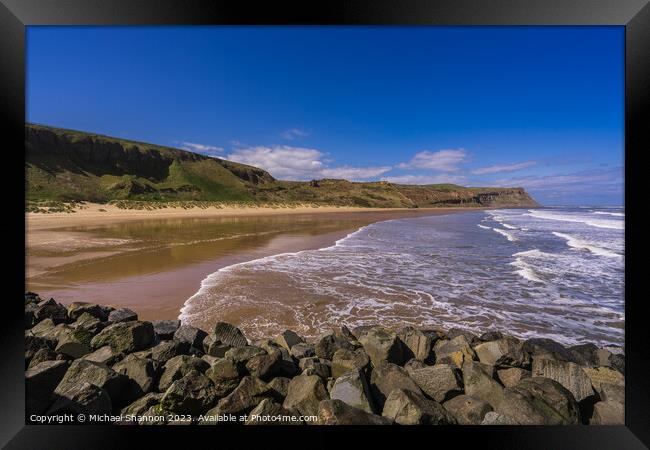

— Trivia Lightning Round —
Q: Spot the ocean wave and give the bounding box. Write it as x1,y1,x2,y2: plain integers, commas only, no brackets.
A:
492,227,517,241
552,232,622,258
593,211,624,217
509,258,544,283
527,210,624,230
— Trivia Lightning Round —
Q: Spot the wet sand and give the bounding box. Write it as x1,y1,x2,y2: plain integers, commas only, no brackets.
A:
26,206,478,322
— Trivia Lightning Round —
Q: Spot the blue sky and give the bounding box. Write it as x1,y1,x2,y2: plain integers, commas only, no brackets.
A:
27,26,624,205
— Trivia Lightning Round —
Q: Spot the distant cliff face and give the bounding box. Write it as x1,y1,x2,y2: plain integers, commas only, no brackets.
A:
25,124,539,208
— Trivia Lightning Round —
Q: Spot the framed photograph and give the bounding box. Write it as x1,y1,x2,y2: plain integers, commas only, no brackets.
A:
2,0,648,448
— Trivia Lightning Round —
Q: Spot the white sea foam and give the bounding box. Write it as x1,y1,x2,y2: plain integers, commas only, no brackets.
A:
492,227,517,241
593,211,624,217
509,258,544,282
527,210,623,230
477,224,491,230
500,223,518,230
552,232,622,258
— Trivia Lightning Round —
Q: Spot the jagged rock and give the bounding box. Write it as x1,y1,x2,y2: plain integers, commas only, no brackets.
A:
434,335,476,368
481,411,518,425
315,332,354,360
34,301,69,325
462,361,504,409
397,326,433,362
27,347,62,369
90,321,155,354
246,351,282,380
205,357,241,397
152,320,180,340
108,308,138,323
158,355,210,391
274,330,304,350
225,346,266,372
174,324,207,349
72,312,107,335
55,327,94,358
112,354,158,401
48,382,112,416
245,398,302,425
359,326,406,366
203,333,232,357
299,357,331,379
409,364,463,403
26,360,70,414
210,376,273,417
404,358,428,371
28,319,60,345
213,322,248,347
443,394,493,425
331,348,370,379
531,358,594,402
268,377,291,399
318,399,392,425
568,343,612,367
290,343,315,359
330,369,375,413
496,377,581,425
522,338,586,364
474,337,531,369
369,361,422,408
256,340,299,377
446,328,480,345
283,374,328,416
54,359,127,404
139,404,168,425
582,367,625,403
351,325,376,340
382,389,456,425
160,370,218,415
82,346,121,366
202,355,220,366
497,367,531,388
135,339,190,364
121,392,163,416
480,331,505,342
67,302,108,321
590,400,624,425
608,353,625,374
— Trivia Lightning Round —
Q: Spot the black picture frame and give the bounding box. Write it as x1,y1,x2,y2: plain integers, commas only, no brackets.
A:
2,1,648,448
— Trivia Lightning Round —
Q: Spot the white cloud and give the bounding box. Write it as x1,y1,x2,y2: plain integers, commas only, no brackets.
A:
175,141,224,156
471,160,538,175
398,149,467,171
492,167,623,193
321,166,392,179
381,174,468,185
280,128,310,140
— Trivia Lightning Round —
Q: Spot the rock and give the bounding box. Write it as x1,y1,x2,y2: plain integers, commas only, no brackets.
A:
121,392,163,416
174,324,208,349
382,389,456,425
481,411,518,425
462,361,504,409
290,343,315,360
245,398,302,425
329,369,375,413
434,335,476,368
315,332,354,360
608,353,625,374
409,364,463,403
257,341,299,377
48,382,112,416
283,374,328,416
447,328,479,345
67,302,108,321
202,334,232,357
205,357,241,397
268,377,291,399
582,367,625,403
55,328,94,358
54,359,127,404
160,370,218,415
108,308,138,323
497,367,531,388
90,321,155,354
201,355,220,366
590,400,624,425
369,362,422,408
72,312,107,335
569,343,611,367
82,346,121,366
359,326,406,366
112,354,158,401
138,340,190,364
299,357,331,379
26,360,70,414
25,334,55,367
274,330,304,350
443,394,493,425
213,322,248,347
246,351,282,380
522,338,586,364
497,377,581,425
34,301,70,325
331,348,371,379
318,399,392,425
152,320,180,340
210,376,273,417
480,331,505,342
531,358,594,402
27,347,61,369
404,358,428,371
397,326,433,362
159,355,210,391
474,337,531,369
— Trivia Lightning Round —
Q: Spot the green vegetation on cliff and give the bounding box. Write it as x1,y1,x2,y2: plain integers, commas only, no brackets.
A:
25,124,539,208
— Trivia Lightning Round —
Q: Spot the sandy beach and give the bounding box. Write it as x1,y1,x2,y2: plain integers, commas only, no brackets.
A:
26,204,478,322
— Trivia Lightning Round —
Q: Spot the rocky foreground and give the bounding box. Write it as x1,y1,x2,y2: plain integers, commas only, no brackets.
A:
25,292,624,425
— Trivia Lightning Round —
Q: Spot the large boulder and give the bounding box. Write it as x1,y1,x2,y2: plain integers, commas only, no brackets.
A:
152,320,181,340
67,302,108,321
331,348,371,379
443,394,493,425
590,400,624,425
202,334,232,357
315,332,354,360
408,364,463,403
158,355,210,391
382,389,456,425
54,359,127,405
397,326,434,362
481,411,518,425
135,340,190,365
90,321,155,354
290,343,315,360
120,392,164,416
274,330,304,350
462,361,504,409
34,300,70,325
359,326,406,366
27,347,62,369
246,351,282,380
446,328,480,345
317,399,391,425
434,335,476,368
582,367,625,404
174,324,207,349
25,334,55,367
329,369,375,413
283,374,329,416
474,337,531,369
112,354,159,402
225,346,267,372
54,327,94,359
26,360,70,414
497,367,531,388
245,398,302,425
205,357,241,397
522,338,586,364
72,312,107,335
160,370,218,415
209,376,274,417
531,358,594,402
496,377,581,425
213,322,248,347
47,382,112,417
108,308,138,323
568,343,612,367
299,357,331,379
81,346,121,366
369,362,421,409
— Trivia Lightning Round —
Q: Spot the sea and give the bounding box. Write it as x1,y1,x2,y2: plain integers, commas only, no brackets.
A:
180,206,624,347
